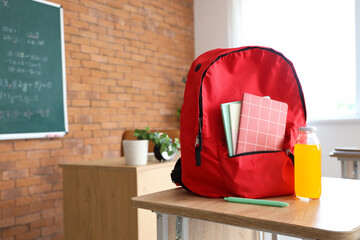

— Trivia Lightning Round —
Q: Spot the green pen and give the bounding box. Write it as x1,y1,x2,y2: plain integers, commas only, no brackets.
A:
224,197,289,207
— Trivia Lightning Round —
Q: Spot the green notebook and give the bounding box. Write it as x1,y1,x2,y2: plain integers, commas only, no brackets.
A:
221,101,241,157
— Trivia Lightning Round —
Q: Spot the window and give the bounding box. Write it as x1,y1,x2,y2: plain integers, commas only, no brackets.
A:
229,0,358,120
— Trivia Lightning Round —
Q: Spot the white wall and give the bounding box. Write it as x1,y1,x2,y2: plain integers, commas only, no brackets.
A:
193,0,360,178
194,0,231,58
309,119,360,178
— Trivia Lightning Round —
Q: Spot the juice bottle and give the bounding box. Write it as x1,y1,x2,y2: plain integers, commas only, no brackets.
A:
294,126,321,199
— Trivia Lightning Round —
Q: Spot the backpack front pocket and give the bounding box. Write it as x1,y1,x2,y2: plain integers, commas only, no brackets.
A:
219,144,294,198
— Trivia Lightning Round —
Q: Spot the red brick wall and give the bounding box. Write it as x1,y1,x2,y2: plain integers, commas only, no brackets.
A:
0,0,194,239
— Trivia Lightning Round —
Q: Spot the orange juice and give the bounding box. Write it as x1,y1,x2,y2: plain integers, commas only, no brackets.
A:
294,143,321,199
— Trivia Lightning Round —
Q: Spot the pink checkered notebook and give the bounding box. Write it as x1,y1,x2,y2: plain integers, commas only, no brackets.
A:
235,93,288,154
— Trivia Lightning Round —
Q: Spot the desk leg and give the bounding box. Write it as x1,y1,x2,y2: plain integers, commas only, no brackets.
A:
272,233,277,240
156,213,189,240
175,216,189,240
261,232,278,240
340,159,359,179
156,212,168,240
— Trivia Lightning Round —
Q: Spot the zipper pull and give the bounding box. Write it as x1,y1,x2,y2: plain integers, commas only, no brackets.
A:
286,148,294,163
195,117,202,148
195,134,200,148
195,133,202,166
195,117,203,166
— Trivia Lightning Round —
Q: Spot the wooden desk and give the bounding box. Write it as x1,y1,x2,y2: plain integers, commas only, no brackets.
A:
132,177,360,240
330,147,360,179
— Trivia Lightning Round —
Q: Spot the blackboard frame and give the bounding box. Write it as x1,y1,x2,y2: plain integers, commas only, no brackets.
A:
0,0,68,140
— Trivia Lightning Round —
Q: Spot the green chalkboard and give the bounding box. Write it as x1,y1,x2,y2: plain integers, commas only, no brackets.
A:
0,0,68,140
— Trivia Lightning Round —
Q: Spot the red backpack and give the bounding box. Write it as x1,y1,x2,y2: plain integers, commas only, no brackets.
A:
171,46,307,198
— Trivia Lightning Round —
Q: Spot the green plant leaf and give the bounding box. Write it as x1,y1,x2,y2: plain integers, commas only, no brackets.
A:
134,127,152,140
134,129,181,157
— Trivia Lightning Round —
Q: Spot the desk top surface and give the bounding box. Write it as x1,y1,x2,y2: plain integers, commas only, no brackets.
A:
132,177,360,240
330,147,360,158
59,157,176,171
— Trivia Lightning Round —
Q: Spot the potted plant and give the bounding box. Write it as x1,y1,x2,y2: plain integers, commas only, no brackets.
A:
134,127,180,161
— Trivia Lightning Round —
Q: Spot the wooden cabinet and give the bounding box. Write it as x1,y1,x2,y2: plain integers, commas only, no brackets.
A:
61,157,258,240
61,158,177,240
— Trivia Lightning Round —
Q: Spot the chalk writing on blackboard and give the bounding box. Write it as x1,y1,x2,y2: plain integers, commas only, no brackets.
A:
6,50,48,76
2,26,18,34
0,91,39,104
0,108,50,120
2,26,45,46
7,51,48,62
0,78,53,92
0,0,9,9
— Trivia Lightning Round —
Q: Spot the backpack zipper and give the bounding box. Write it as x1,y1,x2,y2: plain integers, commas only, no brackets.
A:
195,47,306,166
195,117,202,166
231,150,283,158
231,149,294,164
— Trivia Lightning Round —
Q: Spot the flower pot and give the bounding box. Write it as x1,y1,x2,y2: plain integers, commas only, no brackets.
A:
153,145,175,161
123,140,148,165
